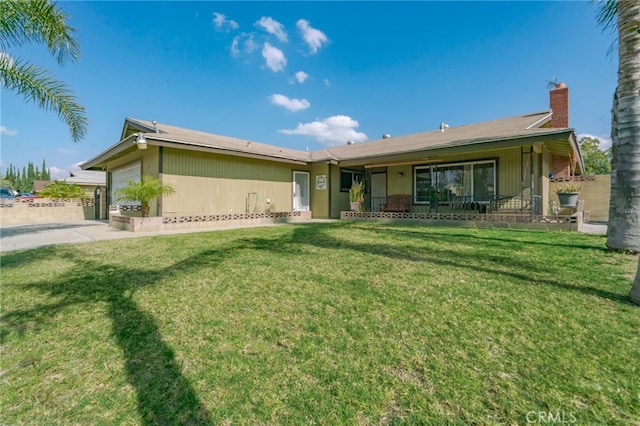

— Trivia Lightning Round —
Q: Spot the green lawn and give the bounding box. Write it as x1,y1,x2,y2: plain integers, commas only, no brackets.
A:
1,222,638,424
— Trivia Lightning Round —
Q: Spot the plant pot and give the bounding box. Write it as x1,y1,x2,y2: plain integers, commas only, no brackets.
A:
350,201,361,211
557,192,579,208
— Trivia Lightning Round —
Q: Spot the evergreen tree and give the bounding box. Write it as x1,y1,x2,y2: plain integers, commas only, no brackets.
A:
41,158,50,180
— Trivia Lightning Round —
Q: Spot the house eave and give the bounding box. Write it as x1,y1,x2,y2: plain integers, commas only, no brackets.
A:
146,135,309,165
335,130,575,168
81,135,138,170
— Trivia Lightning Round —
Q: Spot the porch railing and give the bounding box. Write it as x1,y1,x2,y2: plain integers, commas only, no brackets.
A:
366,195,542,215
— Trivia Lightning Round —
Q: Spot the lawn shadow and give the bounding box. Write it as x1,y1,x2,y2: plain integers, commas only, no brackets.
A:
284,224,633,306
2,250,222,425
368,225,610,253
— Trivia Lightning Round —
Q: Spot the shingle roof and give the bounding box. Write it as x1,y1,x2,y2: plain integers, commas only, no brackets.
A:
83,110,574,170
127,118,310,163
312,111,563,161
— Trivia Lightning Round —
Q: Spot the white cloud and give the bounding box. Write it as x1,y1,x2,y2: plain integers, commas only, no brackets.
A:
279,115,368,146
262,43,287,72
269,94,310,112
70,161,84,172
296,19,328,54
256,16,287,42
49,166,67,180
231,33,258,58
0,126,17,136
57,148,77,154
213,12,239,32
577,133,612,150
323,78,330,86
48,162,84,180
294,71,309,84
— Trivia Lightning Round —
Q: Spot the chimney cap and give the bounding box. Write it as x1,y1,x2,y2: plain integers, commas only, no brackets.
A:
553,82,566,89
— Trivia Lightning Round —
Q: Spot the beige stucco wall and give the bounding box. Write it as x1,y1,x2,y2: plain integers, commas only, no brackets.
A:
550,175,610,221
0,200,94,225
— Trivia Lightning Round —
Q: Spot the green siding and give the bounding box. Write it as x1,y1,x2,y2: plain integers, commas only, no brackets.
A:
161,148,295,215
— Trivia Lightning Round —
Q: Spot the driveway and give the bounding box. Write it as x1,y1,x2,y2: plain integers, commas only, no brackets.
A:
0,221,137,252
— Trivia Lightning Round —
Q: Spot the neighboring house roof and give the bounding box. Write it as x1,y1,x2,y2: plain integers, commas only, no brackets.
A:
33,180,51,192
63,170,106,186
82,110,582,172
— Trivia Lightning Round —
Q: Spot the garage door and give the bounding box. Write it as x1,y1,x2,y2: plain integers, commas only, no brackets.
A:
111,162,141,205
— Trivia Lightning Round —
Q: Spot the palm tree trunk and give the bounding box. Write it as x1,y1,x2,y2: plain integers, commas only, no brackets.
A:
606,0,640,254
631,259,640,304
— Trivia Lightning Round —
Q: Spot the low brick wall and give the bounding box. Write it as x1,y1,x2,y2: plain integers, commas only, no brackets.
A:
109,210,313,232
0,198,95,225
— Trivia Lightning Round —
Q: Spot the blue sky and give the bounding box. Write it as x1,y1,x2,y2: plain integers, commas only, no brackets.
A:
1,1,616,179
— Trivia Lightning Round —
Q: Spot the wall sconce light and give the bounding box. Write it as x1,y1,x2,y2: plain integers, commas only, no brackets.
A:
135,133,148,149
398,172,404,178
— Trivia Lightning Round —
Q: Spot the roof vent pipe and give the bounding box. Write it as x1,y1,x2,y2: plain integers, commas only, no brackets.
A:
382,134,391,139
347,140,355,145
440,122,449,132
152,120,159,133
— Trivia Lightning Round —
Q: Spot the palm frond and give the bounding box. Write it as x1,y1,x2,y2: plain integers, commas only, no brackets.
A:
0,0,80,64
0,56,88,141
595,0,618,33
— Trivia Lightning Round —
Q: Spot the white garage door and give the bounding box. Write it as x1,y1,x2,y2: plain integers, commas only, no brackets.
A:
111,162,141,205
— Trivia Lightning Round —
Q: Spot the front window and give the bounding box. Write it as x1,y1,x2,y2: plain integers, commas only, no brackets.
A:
414,160,495,204
340,169,364,192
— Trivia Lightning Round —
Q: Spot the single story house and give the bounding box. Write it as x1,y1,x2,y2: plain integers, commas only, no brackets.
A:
82,84,583,220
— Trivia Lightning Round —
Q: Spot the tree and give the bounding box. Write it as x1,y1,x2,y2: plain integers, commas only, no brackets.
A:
597,0,640,303
578,136,612,174
39,180,86,198
0,0,88,141
114,176,175,218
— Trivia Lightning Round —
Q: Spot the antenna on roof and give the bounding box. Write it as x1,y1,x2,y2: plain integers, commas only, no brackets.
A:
439,122,449,132
545,76,559,89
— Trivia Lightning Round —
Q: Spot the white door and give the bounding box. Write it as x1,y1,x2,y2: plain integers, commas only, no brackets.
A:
293,171,310,211
371,173,387,212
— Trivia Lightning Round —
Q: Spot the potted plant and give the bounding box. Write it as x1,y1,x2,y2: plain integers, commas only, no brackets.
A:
555,180,582,207
349,180,365,211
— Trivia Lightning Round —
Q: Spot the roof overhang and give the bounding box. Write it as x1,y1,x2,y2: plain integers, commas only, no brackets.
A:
337,130,575,168
146,135,309,165
82,133,309,171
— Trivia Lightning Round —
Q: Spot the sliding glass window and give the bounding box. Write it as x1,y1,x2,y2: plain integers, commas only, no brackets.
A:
414,160,496,204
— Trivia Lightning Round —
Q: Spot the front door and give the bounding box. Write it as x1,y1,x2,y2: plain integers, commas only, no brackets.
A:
293,171,310,211
370,173,387,212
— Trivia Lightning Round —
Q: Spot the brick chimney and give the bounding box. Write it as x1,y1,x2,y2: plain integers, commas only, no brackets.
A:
549,82,569,128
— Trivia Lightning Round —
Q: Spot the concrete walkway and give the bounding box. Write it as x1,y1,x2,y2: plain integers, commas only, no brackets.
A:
0,219,607,253
0,220,331,253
